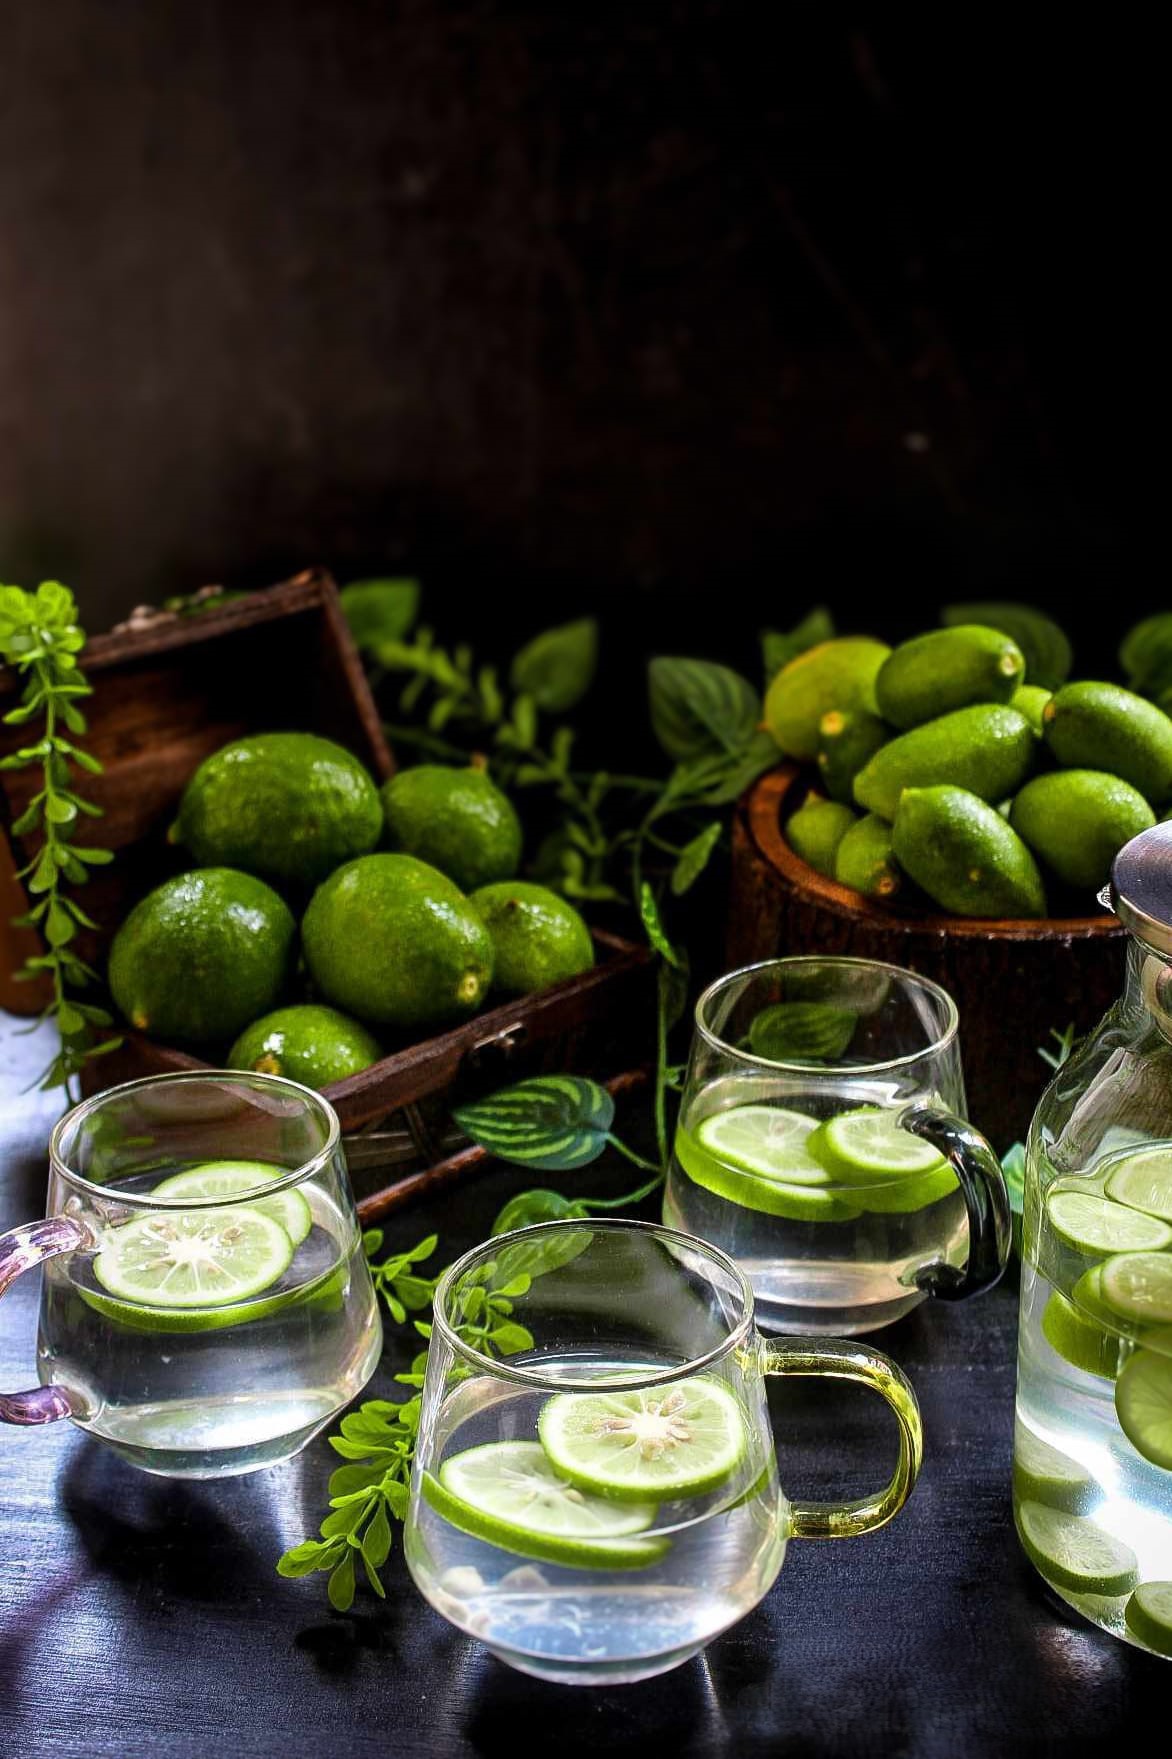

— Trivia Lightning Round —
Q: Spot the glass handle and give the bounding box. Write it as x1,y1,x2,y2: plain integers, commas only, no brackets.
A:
899,1102,1012,1301
0,1216,90,1426
762,1336,923,1538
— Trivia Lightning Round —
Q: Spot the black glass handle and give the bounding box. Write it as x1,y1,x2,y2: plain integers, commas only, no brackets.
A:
899,1103,1012,1301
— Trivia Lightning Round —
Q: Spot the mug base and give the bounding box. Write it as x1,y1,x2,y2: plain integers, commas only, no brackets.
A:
485,1639,707,1686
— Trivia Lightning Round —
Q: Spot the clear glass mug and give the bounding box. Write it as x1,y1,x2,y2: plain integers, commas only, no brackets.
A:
663,957,1011,1334
0,1072,381,1477
404,1218,922,1685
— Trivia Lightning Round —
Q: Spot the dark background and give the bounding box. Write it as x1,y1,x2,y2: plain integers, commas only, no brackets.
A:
0,4,1159,670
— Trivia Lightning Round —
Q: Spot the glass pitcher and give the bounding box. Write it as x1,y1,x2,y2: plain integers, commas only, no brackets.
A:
1014,822,1172,1658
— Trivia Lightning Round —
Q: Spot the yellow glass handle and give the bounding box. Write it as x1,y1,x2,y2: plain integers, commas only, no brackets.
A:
761,1336,923,1539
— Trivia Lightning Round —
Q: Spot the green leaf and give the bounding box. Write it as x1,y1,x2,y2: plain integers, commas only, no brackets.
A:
276,1539,342,1579
44,794,77,826
670,821,722,895
361,1502,393,1570
454,1074,615,1172
489,1226,594,1289
490,1188,582,1234
668,730,778,807
327,1550,357,1612
746,1002,857,1063
941,601,1072,692
1038,1024,1076,1070
69,845,114,865
762,607,835,683
1001,1141,1026,1259
511,619,599,713
339,578,421,651
8,800,43,836
639,883,680,966
490,1320,535,1355
648,657,762,762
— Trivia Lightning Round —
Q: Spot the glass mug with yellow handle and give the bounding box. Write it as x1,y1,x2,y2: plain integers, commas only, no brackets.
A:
0,1072,381,1476
404,1218,922,1685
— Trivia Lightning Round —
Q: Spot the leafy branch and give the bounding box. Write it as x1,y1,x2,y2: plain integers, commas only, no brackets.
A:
0,581,119,1094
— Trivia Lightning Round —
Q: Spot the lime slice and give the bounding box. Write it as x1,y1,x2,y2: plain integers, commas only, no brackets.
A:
1115,1350,1172,1469
92,1205,294,1308
810,1108,949,1182
1017,1500,1139,1596
695,1106,824,1183
538,1375,747,1502
153,1160,312,1247
854,1163,960,1215
1106,1148,1172,1224
1045,1191,1172,1255
422,1441,667,1571
1013,1423,1097,1514
676,1128,860,1223
1124,1581,1172,1656
1100,1252,1172,1326
1071,1264,1119,1328
77,1255,344,1336
1041,1289,1121,1379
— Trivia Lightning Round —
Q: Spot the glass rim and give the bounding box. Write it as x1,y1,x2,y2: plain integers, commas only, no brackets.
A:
693,955,960,1075
432,1216,757,1390
48,1069,342,1207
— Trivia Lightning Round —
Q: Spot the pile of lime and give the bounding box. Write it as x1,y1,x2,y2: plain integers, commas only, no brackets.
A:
766,607,1172,919
676,1103,957,1220
107,734,595,1083
422,1373,750,1572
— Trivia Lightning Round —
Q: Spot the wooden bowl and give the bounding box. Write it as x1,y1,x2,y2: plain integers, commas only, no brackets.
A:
727,766,1127,1148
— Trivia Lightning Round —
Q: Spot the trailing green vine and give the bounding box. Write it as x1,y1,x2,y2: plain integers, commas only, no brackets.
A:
0,581,119,1095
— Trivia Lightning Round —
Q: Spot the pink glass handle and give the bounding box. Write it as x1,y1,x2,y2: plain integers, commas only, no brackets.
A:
0,1216,90,1425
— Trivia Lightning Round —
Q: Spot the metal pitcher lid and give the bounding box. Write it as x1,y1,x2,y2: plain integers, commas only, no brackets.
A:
1110,821,1172,956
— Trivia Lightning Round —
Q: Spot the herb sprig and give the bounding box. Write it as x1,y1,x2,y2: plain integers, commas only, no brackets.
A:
0,582,119,1094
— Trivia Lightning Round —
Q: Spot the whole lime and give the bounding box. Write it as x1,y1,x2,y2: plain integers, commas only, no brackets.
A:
302,853,494,1029
228,1004,382,1089
172,732,383,889
470,882,594,996
380,764,522,892
109,868,296,1045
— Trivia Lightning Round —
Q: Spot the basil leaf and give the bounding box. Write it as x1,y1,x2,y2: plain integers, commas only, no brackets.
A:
511,619,598,712
454,1074,615,1172
648,657,761,761
671,821,722,896
339,578,420,651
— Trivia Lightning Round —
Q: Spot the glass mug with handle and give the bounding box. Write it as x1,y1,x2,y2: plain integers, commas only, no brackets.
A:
404,1218,922,1685
663,957,1011,1334
0,1072,381,1476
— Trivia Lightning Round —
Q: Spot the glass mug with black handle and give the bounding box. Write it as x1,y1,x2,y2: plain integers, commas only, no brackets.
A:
0,1072,381,1476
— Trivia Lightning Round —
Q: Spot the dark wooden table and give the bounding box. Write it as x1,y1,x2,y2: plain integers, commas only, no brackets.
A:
1,1020,1165,1757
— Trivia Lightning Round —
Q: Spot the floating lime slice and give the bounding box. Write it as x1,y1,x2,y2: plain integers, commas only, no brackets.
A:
422,1441,667,1571
1124,1581,1172,1656
810,1108,949,1182
695,1106,824,1183
1017,1500,1139,1596
1115,1350,1172,1470
1045,1191,1172,1255
676,1128,860,1223
1071,1264,1119,1328
1013,1423,1097,1514
153,1160,312,1247
1105,1148,1172,1224
92,1205,294,1308
1041,1289,1122,1379
538,1375,747,1502
1100,1252,1172,1326
854,1163,960,1215
77,1255,344,1336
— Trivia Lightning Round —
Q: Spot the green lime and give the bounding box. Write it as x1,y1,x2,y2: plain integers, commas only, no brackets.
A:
1115,1350,1172,1469
302,853,494,1030
153,1160,312,1248
108,869,296,1046
1013,1423,1097,1514
764,636,890,761
809,1108,948,1182
1045,1191,1172,1255
469,882,594,996
1105,1148,1172,1224
422,1441,667,1571
1041,1289,1122,1379
92,1205,294,1308
853,1163,960,1215
1017,1501,1139,1596
675,1132,860,1222
381,765,522,893
172,732,383,889
1124,1581,1172,1656
77,1256,344,1337
695,1106,823,1183
1071,1263,1121,1327
538,1375,747,1502
1100,1253,1172,1325
227,1004,381,1090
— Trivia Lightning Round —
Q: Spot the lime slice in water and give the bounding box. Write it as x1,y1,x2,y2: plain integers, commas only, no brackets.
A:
1115,1350,1172,1470
1125,1581,1172,1656
1100,1252,1172,1326
810,1108,949,1182
92,1205,294,1308
1105,1148,1172,1224
423,1441,667,1571
538,1375,747,1502
1017,1500,1139,1596
1041,1289,1122,1379
1013,1423,1097,1514
695,1106,824,1183
153,1160,312,1247
1045,1191,1172,1255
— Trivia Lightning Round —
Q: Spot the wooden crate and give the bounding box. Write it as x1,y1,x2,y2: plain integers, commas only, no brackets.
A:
0,569,655,1203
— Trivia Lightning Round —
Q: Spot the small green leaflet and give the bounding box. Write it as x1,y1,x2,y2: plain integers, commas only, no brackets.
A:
1001,1142,1026,1257
453,1075,615,1172
511,618,599,713
941,601,1071,692
761,607,835,684
339,578,421,651
639,882,682,966
671,821,722,895
648,657,761,762
1119,613,1172,697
